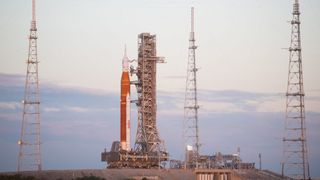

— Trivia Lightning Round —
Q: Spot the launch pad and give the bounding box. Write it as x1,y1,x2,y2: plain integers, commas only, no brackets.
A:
101,33,168,168
102,141,168,168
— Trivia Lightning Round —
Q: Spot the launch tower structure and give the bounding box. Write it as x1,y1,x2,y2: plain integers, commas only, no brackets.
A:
18,0,42,172
133,33,166,155
101,33,168,168
183,7,200,168
282,0,310,179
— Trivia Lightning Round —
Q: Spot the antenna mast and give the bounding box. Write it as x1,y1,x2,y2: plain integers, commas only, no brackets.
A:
281,0,310,179
18,0,42,171
32,0,36,21
183,7,200,169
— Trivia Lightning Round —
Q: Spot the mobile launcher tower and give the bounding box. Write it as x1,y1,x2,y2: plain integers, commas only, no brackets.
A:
102,33,168,168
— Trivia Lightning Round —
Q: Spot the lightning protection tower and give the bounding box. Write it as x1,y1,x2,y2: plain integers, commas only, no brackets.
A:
18,0,42,172
183,7,200,169
281,0,310,179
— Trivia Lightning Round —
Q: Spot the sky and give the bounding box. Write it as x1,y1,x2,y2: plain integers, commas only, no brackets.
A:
0,0,320,177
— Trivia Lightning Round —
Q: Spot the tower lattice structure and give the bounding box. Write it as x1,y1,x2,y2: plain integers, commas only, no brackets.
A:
133,33,166,155
183,7,200,168
18,0,42,172
282,0,310,179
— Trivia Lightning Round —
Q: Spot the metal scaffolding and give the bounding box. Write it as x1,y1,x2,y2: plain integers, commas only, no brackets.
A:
281,0,310,179
183,7,200,168
101,33,168,168
134,33,166,154
18,0,42,172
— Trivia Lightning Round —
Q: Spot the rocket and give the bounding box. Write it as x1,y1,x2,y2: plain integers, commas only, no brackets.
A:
120,47,131,151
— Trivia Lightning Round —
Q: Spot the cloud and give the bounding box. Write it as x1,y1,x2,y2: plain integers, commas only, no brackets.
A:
1,74,318,114
256,98,284,113
306,98,320,113
0,113,19,122
65,106,110,113
201,101,246,113
158,89,282,113
197,90,320,113
1,73,320,176
43,107,61,112
0,73,24,87
45,82,115,96
0,101,21,110
67,106,91,113
44,105,114,114
157,89,320,114
67,106,96,113
199,90,269,113
161,75,186,79
158,108,183,116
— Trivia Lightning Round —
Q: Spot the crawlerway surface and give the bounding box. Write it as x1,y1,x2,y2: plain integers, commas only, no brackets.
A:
0,168,290,180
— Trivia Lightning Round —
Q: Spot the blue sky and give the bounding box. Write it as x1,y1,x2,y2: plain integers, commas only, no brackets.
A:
0,0,320,177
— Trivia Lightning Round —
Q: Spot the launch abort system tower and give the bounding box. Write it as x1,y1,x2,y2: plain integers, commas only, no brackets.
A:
101,33,168,168
281,0,310,179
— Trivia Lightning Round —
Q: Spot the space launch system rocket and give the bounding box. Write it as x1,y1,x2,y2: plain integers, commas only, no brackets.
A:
120,47,131,151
